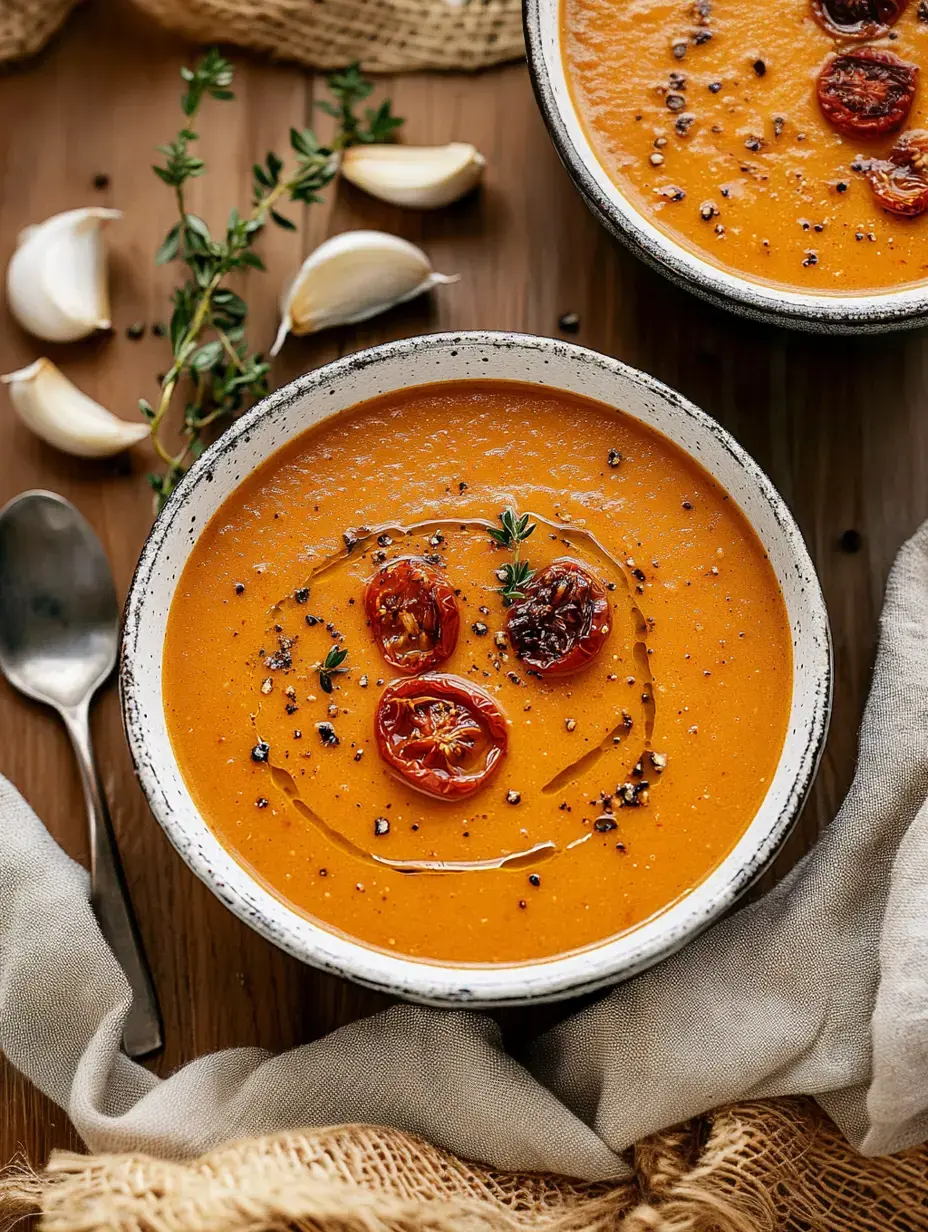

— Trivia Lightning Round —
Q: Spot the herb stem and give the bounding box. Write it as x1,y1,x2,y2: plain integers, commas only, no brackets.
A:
144,53,403,506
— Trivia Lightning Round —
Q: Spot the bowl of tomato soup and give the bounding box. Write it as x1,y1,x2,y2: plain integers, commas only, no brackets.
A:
525,0,928,330
121,332,831,1005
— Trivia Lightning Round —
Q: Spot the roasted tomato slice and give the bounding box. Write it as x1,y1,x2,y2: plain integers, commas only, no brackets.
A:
812,0,908,39
506,557,610,676
374,675,508,800
817,49,917,139
364,557,460,674
867,129,928,216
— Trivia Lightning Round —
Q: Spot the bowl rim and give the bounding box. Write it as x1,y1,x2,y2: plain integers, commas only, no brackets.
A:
522,0,928,334
121,329,832,1006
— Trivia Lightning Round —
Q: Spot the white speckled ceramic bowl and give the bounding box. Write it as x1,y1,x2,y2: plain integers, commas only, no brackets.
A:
121,332,832,1006
524,0,928,333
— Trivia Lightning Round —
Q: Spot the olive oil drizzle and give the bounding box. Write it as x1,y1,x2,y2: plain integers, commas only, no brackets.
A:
253,512,661,876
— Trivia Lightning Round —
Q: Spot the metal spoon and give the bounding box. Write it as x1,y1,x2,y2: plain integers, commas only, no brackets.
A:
0,490,162,1058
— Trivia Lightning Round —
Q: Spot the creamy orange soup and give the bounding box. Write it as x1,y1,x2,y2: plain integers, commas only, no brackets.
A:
563,0,928,292
163,382,792,964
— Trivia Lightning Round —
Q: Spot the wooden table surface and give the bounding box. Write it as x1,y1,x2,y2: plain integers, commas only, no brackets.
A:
1,0,924,1169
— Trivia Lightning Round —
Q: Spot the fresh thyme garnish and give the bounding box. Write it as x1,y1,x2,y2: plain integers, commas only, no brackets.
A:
317,646,349,693
487,508,536,549
497,560,535,606
488,508,536,605
142,52,403,508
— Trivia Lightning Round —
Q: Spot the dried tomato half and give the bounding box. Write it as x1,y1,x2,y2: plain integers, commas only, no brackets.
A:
867,129,928,216
374,675,508,800
812,0,908,39
817,49,917,139
364,557,460,674
506,557,610,676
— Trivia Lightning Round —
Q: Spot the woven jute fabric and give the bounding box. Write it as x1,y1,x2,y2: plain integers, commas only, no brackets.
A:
0,0,76,62
0,0,524,71
3,1099,928,1232
130,0,524,71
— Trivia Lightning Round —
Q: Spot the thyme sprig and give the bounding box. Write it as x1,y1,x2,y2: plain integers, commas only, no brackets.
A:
487,508,536,550
488,507,536,605
497,559,535,605
143,52,403,508
317,646,349,694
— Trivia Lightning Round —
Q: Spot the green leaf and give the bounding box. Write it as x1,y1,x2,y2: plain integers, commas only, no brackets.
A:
155,224,181,265
138,398,155,421
184,212,211,239
324,646,348,670
212,289,247,318
270,209,296,230
189,340,224,371
289,127,315,157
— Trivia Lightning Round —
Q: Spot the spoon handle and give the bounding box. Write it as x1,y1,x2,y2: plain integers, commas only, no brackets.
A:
63,701,163,1059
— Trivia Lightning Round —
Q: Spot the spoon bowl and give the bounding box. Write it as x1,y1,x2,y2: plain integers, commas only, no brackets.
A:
0,491,118,710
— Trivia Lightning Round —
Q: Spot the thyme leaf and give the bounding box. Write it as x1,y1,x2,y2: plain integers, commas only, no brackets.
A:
318,645,349,693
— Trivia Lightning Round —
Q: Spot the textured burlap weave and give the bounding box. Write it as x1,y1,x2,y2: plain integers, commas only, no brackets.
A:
0,0,75,61
4,1100,928,1231
0,0,523,70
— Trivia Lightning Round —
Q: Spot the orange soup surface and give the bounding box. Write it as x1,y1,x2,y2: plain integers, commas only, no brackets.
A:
562,0,928,292
163,382,792,965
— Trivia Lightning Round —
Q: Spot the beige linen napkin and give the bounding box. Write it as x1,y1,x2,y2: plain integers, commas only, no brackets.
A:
2,523,928,1181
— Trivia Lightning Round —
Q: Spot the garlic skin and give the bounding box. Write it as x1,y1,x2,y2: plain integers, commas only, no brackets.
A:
6,207,121,343
341,143,485,209
2,359,149,458
271,231,458,356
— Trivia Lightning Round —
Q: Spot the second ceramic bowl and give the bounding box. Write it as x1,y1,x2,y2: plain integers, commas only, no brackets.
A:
524,0,928,334
121,331,831,1006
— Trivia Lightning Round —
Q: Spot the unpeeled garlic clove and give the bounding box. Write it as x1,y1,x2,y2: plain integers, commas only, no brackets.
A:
340,142,485,209
271,230,458,356
2,358,149,458
6,207,121,343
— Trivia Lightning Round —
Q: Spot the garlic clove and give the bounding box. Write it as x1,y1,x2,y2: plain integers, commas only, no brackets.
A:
6,207,121,343
2,358,149,458
340,142,486,209
270,230,458,356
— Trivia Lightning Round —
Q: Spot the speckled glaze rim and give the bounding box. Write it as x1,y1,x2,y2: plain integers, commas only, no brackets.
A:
524,0,928,334
121,331,832,1007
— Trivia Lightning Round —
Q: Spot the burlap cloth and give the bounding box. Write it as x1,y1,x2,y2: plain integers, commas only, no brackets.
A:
4,1101,928,1231
0,0,523,70
3,520,928,1227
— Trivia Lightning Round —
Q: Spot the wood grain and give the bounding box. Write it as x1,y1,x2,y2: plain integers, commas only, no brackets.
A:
1,0,923,1168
